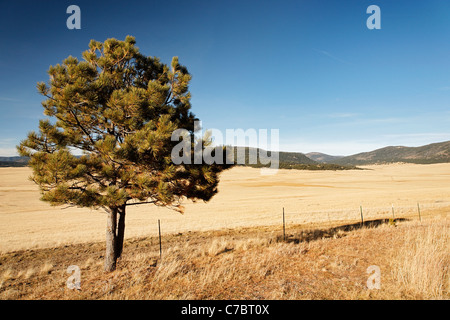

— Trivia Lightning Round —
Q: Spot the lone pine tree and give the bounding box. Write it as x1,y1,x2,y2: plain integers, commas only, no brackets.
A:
17,36,231,271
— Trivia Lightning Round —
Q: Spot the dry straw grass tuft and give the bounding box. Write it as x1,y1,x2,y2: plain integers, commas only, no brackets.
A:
392,220,449,299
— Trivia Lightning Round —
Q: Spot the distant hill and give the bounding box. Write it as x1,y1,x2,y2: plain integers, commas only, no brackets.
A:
332,141,450,165
305,152,344,163
232,147,359,170
279,151,318,165
0,156,29,167
232,146,316,165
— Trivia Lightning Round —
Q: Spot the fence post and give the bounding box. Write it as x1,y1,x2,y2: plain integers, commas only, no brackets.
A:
283,207,286,241
417,203,422,222
391,204,395,220
158,219,162,260
360,205,364,226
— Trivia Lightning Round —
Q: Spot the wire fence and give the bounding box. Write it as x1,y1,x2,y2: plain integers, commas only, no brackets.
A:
151,200,450,241
280,201,450,229
150,200,449,259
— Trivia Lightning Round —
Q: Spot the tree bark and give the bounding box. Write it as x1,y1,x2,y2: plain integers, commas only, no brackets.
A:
115,205,126,259
104,208,118,272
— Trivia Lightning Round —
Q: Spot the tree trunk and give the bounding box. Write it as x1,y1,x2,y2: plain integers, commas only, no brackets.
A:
104,208,118,272
115,205,126,259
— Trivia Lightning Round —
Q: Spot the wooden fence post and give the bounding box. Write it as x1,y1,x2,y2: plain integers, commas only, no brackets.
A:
283,207,286,241
417,203,422,222
360,205,364,226
158,219,162,260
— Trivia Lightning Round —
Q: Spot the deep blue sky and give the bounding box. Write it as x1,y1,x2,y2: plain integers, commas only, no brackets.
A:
1,0,450,156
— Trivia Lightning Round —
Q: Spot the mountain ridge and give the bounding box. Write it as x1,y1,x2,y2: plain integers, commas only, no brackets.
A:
2,140,450,167
331,140,450,165
305,152,344,164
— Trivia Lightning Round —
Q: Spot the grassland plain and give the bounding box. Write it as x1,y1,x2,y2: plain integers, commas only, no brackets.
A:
0,164,448,299
1,164,450,253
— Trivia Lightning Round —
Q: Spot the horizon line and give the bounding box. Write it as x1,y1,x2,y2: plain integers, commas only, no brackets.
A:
1,139,449,159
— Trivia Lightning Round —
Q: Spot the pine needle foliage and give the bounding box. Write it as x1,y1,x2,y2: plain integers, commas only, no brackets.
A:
17,36,232,271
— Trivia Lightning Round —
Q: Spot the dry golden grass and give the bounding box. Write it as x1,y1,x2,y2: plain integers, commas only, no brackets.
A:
393,220,449,299
0,164,449,300
1,164,450,253
0,213,447,300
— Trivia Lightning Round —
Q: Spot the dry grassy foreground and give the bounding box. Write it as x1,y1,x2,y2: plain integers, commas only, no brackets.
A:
0,214,448,300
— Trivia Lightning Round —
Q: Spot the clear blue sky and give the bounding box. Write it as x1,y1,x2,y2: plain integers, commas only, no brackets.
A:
1,0,450,156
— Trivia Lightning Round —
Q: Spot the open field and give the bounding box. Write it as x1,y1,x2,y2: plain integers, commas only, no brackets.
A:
0,163,449,300
1,163,450,253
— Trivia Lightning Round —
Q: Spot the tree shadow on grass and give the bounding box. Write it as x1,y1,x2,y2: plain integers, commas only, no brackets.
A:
280,218,409,244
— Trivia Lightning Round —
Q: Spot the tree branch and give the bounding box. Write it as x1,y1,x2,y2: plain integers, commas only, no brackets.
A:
86,172,107,188
69,109,97,147
125,200,157,207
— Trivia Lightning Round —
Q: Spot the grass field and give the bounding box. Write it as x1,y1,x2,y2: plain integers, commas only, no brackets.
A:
1,164,450,253
0,164,448,299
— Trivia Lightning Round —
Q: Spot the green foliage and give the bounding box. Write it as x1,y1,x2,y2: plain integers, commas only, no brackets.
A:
246,161,361,171
388,218,397,227
277,162,362,171
18,36,232,212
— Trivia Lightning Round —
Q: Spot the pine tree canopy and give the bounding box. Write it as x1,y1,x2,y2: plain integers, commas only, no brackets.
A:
18,36,231,213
